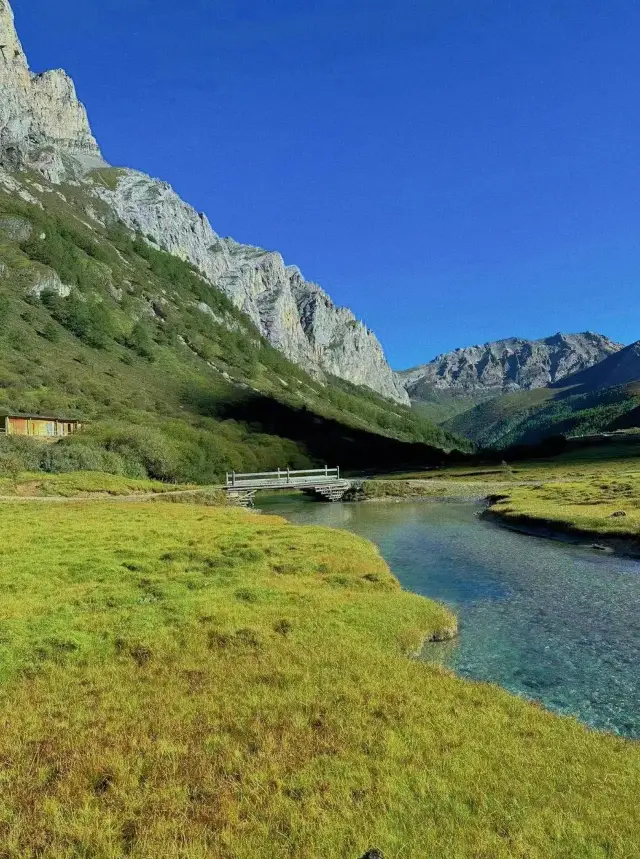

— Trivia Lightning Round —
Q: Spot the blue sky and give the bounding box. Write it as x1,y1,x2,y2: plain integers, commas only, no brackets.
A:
14,0,640,368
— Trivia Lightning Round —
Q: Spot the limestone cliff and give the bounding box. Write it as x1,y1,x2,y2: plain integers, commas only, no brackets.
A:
0,0,104,181
0,0,407,403
90,171,408,403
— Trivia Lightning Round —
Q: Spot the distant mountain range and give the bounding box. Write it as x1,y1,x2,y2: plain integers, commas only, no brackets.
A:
396,332,622,399
549,341,640,395
396,334,640,449
442,340,640,448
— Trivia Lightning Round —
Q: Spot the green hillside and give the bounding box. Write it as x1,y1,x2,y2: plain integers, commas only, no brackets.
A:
409,389,486,424
446,382,640,449
0,172,468,482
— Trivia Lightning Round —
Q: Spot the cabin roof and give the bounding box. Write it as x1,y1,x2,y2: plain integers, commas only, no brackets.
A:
1,413,83,422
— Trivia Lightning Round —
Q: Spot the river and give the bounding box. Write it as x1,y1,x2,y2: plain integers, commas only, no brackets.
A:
259,495,640,738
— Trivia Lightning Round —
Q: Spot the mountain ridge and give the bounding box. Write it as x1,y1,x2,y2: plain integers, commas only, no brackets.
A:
0,0,408,404
397,332,622,401
443,340,640,449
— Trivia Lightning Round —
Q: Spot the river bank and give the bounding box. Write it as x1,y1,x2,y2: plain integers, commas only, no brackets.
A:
2,498,639,857
485,476,640,557
346,477,526,502
484,505,640,557
267,496,640,739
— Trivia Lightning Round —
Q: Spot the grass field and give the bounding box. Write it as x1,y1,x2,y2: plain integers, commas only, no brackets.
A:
0,501,638,858
0,470,197,497
487,471,640,544
348,478,503,500
383,441,640,483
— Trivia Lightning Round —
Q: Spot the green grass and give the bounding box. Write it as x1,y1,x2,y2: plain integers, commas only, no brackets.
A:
0,470,197,497
0,172,468,487
383,442,640,483
409,391,486,425
488,471,640,543
0,502,637,857
349,479,498,500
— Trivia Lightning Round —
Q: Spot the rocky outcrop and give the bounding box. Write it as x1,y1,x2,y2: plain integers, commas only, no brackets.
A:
549,340,640,394
398,333,622,400
0,0,104,181
0,0,406,403
91,170,408,403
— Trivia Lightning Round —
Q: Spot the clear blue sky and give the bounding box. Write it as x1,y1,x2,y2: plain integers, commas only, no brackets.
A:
14,0,640,368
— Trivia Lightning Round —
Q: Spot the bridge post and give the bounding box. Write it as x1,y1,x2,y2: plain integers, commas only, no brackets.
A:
337,466,340,480
232,471,236,487
287,467,290,484
325,465,328,476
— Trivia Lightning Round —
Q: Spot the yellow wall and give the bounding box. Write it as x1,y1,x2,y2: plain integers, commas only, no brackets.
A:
5,418,81,437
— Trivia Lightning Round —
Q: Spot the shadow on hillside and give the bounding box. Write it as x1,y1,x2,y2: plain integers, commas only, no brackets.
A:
185,387,468,472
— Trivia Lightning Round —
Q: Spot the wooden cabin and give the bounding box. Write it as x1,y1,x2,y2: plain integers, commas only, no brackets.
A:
0,414,83,439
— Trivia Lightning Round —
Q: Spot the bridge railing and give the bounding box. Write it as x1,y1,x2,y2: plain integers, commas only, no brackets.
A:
226,466,340,488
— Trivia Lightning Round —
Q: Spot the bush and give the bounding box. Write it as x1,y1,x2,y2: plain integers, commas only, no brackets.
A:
0,453,22,482
0,436,43,471
41,291,116,350
40,443,129,476
122,322,155,361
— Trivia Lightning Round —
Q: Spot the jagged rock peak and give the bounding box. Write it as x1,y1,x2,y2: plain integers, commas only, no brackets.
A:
0,3,407,404
90,169,409,403
397,332,623,397
0,0,104,181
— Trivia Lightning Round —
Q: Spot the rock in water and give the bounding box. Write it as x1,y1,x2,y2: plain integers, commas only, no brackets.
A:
0,0,408,403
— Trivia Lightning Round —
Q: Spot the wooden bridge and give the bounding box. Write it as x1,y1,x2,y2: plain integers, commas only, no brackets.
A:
225,467,352,506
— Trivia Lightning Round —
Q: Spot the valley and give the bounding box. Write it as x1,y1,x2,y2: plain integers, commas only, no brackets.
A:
0,1,639,857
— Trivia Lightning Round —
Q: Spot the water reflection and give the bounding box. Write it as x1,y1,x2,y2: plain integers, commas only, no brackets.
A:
260,495,640,737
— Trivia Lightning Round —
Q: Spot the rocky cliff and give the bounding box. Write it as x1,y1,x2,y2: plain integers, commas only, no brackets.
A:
398,333,622,400
0,0,104,181
0,1,407,403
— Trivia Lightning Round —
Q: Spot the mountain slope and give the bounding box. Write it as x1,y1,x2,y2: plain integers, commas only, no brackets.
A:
0,0,470,481
445,344,640,449
549,341,640,395
0,0,407,404
0,166,468,482
398,333,622,402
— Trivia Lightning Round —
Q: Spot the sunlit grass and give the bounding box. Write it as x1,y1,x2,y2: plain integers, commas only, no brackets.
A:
0,502,637,857
0,470,196,497
489,474,640,541
382,442,640,485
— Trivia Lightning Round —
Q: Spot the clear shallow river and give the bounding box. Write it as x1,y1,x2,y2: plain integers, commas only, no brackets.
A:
259,496,640,738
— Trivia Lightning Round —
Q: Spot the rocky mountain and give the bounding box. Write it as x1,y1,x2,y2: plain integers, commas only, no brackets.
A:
0,0,407,404
398,333,622,400
443,340,640,449
548,340,640,395
0,0,105,181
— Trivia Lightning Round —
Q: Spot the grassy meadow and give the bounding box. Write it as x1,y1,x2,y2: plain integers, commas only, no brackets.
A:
487,471,640,544
0,470,198,497
0,501,638,857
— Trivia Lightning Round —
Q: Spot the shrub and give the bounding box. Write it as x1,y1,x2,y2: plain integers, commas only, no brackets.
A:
122,322,155,361
40,291,116,350
0,453,22,482
40,442,129,476
0,436,43,471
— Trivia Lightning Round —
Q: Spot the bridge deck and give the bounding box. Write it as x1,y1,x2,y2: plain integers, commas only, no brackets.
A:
225,468,348,495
